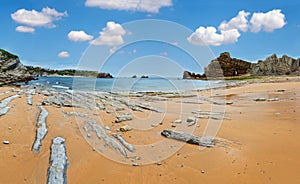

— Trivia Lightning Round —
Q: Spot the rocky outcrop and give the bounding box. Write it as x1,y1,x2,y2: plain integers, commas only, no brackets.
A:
97,72,113,78
251,54,300,76
183,52,300,79
183,71,206,79
47,137,68,184
204,52,252,77
0,49,34,85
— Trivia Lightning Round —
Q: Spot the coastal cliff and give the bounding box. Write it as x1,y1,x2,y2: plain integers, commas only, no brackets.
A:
183,52,300,79
0,49,34,85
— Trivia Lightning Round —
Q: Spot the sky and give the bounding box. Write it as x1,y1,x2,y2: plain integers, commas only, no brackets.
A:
1,0,300,77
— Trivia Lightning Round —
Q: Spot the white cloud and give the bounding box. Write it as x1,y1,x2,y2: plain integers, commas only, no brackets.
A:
187,26,240,46
58,51,70,58
188,9,286,46
11,7,67,28
250,9,286,32
68,30,94,42
85,0,172,13
16,26,35,33
90,21,126,46
219,10,250,32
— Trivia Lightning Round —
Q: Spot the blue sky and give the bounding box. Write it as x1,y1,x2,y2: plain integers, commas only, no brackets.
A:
1,0,299,77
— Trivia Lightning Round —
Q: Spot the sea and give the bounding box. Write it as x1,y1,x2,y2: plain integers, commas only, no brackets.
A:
26,76,225,92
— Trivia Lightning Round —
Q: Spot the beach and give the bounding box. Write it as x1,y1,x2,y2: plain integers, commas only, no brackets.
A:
0,78,300,183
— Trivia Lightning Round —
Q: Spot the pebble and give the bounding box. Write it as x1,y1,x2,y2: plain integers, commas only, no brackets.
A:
156,162,162,165
186,117,196,123
132,163,139,166
201,169,205,174
8,127,11,130
174,119,182,124
104,126,110,130
3,141,10,144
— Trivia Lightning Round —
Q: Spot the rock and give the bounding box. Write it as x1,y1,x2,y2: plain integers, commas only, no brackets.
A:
111,133,135,152
115,114,133,123
104,126,111,130
97,73,113,78
267,98,280,102
254,98,267,102
132,163,139,166
0,94,19,116
86,120,127,157
213,101,233,105
32,106,48,153
119,125,132,132
173,119,182,124
161,129,214,148
47,137,68,184
151,123,159,127
251,54,300,76
3,140,10,144
156,161,162,165
183,71,206,79
277,89,285,92
205,52,252,77
186,117,196,123
0,49,34,85
183,52,300,79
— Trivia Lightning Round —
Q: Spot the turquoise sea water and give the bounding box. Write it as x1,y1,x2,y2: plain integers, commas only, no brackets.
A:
27,77,224,92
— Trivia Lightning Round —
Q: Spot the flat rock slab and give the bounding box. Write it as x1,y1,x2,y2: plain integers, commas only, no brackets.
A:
32,106,48,153
47,137,68,184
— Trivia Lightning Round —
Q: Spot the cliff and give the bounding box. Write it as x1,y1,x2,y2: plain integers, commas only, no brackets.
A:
183,52,300,79
0,49,34,85
25,67,113,78
251,54,300,76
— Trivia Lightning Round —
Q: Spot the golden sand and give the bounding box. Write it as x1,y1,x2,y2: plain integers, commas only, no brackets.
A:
0,80,299,183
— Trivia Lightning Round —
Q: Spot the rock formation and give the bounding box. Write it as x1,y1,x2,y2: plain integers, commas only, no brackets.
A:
251,54,300,76
97,72,113,78
183,71,206,79
0,49,34,85
183,52,300,79
204,52,252,77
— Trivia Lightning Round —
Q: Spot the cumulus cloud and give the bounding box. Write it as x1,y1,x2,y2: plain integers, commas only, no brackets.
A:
250,9,286,32
16,26,35,33
187,26,240,46
58,51,70,58
219,10,250,32
188,9,286,46
68,30,94,42
11,7,67,28
85,0,172,13
90,21,126,46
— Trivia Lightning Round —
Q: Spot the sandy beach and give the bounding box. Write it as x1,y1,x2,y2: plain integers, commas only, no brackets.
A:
0,78,299,184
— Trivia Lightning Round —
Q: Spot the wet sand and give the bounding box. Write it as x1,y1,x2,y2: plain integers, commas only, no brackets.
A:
0,79,300,183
